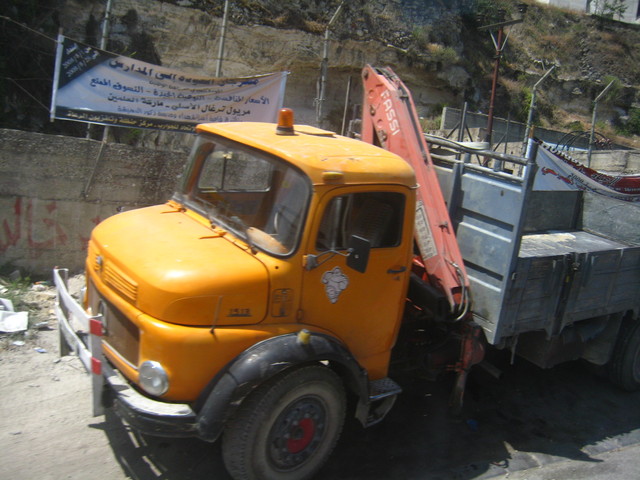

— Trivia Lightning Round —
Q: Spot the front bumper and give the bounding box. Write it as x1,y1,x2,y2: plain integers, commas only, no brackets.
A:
103,361,199,438
54,267,201,439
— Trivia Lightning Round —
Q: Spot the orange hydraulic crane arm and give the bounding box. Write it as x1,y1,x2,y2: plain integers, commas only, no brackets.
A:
360,64,470,317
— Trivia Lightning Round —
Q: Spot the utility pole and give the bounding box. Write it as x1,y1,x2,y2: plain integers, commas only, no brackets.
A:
478,3,528,148
478,17,523,147
83,0,113,198
101,0,112,51
485,24,503,146
587,80,614,167
316,1,344,127
86,0,113,140
99,0,113,143
216,0,230,77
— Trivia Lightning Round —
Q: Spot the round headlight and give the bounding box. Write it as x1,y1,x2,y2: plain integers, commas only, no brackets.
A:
139,361,169,396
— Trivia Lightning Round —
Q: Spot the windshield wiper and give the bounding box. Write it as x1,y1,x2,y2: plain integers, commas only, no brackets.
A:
227,215,255,253
207,207,255,253
188,197,256,253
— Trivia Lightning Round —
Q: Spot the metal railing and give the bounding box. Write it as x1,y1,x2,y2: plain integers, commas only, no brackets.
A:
53,267,104,416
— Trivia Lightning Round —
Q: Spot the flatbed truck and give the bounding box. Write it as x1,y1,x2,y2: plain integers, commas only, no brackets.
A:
55,65,640,480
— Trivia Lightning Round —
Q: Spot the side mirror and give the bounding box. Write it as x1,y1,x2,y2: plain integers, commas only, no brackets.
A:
346,235,370,273
304,235,371,272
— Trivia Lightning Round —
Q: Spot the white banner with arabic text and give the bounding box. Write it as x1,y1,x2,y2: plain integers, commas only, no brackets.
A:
51,35,287,132
533,141,640,203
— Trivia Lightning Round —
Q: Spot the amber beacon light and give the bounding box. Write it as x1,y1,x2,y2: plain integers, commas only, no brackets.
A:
276,108,295,135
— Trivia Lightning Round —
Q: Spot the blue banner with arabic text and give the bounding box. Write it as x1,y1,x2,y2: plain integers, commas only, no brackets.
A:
51,35,287,132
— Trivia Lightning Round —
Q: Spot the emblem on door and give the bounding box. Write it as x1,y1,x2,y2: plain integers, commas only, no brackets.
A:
321,267,349,304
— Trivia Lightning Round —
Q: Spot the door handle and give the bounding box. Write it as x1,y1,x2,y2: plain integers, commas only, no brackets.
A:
387,266,407,274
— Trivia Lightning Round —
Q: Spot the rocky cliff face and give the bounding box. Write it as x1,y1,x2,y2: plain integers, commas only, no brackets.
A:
57,0,477,130
2,0,639,144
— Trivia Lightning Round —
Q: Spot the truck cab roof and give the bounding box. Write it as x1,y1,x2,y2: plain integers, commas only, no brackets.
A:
195,121,417,188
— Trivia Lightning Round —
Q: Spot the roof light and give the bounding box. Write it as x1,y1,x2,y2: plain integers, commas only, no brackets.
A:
276,108,295,135
322,171,344,183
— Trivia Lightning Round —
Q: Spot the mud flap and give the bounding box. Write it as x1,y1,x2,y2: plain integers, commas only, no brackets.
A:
449,321,486,415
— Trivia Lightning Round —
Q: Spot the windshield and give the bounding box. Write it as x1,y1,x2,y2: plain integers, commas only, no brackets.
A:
178,134,311,256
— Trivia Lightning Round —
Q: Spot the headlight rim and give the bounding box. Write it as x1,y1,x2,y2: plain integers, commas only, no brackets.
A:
138,360,169,397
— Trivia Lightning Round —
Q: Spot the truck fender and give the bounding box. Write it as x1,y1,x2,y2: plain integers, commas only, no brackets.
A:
194,331,369,442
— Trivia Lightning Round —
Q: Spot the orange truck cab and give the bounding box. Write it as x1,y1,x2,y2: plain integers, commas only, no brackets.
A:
67,110,419,478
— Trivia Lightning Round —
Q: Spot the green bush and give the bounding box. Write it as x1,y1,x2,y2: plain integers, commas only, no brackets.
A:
474,0,513,25
518,87,533,123
616,108,640,136
429,45,460,64
565,120,585,132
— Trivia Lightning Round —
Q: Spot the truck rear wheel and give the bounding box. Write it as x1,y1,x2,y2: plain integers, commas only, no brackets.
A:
222,365,346,480
608,317,640,391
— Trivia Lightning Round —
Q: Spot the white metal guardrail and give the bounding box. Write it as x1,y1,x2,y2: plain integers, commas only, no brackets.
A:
53,267,104,416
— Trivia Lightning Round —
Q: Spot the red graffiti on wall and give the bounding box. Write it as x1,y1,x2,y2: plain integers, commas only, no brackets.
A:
1,198,69,257
1,197,22,252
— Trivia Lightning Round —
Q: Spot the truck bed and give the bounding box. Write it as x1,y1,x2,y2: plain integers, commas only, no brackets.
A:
429,137,640,346
505,230,640,342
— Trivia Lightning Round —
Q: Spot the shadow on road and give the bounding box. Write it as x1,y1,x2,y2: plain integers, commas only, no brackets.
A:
93,353,640,479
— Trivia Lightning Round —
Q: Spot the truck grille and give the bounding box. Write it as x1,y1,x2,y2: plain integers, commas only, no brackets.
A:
102,261,138,304
88,281,140,367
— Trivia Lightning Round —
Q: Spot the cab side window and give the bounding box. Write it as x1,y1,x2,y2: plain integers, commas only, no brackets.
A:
316,192,404,251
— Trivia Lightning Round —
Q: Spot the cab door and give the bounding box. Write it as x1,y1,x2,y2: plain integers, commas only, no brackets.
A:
300,186,414,379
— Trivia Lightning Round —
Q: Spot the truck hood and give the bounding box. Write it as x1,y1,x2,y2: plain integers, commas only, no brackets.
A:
89,204,268,326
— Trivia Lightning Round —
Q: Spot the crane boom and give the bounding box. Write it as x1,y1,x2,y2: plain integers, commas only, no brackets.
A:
360,65,469,316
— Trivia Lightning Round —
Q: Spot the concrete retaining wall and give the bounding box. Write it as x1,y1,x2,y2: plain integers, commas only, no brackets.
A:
574,149,640,174
441,107,634,151
2,127,637,277
0,129,189,276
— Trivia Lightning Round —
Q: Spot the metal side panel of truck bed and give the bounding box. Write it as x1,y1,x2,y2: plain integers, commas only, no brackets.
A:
508,230,640,338
428,136,640,347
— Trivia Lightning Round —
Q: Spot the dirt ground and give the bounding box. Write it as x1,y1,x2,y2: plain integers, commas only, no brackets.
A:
1,277,640,480
0,276,133,479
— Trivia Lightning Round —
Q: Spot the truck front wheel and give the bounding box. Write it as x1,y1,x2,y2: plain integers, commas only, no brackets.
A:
222,365,346,480
608,317,640,391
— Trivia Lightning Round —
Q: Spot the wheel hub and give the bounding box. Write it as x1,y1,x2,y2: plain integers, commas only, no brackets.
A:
288,418,316,453
268,396,326,470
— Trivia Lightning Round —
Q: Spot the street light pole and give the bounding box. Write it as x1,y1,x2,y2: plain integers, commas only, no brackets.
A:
522,65,555,154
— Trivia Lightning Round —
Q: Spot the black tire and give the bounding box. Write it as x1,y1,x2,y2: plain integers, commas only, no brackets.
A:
222,365,346,480
608,318,640,392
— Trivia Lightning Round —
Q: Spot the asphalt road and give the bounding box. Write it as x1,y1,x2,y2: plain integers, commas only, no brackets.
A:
318,352,640,479
1,324,639,480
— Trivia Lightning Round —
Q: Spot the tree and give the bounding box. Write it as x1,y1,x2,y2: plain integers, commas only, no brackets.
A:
591,0,628,20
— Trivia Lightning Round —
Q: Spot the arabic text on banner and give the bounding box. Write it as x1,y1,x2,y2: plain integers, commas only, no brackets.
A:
51,35,287,132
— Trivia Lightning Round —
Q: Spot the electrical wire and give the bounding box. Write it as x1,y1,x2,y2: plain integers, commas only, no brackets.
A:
0,77,50,112
0,15,58,44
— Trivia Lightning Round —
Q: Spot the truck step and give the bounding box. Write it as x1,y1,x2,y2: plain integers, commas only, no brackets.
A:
368,377,402,401
356,378,402,427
